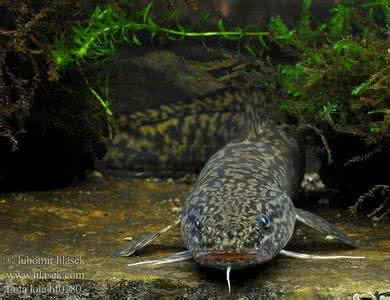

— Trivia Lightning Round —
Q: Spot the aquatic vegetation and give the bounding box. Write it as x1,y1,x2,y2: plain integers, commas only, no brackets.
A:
269,0,390,220
4,0,385,198
52,2,268,117
52,3,269,70
52,2,271,116
270,0,389,146
319,102,339,123
53,0,389,130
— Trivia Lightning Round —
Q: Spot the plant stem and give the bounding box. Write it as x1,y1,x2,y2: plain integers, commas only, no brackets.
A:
158,28,270,37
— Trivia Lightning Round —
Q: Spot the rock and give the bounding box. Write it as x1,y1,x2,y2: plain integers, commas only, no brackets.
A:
85,170,105,183
301,173,326,192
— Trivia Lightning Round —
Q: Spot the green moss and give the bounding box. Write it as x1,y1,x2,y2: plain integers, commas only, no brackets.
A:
271,0,389,146
368,122,384,133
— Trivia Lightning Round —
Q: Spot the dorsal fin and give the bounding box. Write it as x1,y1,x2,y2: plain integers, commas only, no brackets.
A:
245,92,266,141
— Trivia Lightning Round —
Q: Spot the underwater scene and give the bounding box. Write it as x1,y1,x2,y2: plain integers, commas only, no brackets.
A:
0,0,389,299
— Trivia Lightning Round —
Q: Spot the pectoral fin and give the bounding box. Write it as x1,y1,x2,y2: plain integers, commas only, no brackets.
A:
280,249,365,260
112,232,160,257
295,208,360,247
112,217,181,257
128,250,193,267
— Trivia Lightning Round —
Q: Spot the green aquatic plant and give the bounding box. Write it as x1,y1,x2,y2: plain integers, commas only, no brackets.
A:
272,0,389,218
362,0,390,34
351,64,390,96
268,0,321,49
327,3,354,38
52,1,270,115
52,0,389,128
368,122,384,133
53,2,269,70
268,16,296,47
89,87,112,117
320,102,339,123
272,0,389,141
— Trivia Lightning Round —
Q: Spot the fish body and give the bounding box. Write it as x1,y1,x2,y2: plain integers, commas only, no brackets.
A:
104,89,249,172
181,120,304,269
114,94,362,281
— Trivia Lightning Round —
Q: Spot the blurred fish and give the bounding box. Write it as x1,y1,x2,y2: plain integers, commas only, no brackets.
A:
104,88,248,173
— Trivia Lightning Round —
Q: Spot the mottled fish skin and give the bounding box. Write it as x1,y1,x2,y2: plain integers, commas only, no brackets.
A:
181,124,304,270
104,89,248,171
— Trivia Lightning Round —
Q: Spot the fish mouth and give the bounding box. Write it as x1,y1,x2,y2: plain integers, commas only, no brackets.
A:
193,249,273,270
197,251,258,260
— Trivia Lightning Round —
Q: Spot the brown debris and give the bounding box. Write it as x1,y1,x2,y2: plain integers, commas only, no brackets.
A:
0,1,110,190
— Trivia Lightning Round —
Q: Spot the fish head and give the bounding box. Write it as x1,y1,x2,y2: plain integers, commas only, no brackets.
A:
182,190,296,270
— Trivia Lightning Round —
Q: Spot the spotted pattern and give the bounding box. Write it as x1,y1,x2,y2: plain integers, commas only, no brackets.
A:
181,125,304,269
104,89,248,171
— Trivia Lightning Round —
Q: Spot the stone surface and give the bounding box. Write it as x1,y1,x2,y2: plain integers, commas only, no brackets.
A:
0,176,389,299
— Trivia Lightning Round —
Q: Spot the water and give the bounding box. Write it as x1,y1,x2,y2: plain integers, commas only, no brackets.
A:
1,1,388,298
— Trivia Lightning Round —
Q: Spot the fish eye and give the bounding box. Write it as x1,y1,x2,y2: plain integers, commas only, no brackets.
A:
256,214,271,229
